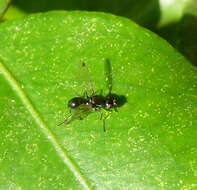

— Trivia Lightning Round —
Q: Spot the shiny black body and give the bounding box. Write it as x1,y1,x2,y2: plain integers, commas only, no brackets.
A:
68,94,117,111
66,93,117,132
68,97,87,111
58,60,120,132
87,95,105,109
88,94,117,110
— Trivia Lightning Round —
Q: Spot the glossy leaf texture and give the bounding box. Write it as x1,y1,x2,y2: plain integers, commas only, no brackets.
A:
0,11,197,190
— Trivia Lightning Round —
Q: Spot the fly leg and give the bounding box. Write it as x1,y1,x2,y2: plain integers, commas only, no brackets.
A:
96,109,106,132
114,107,118,112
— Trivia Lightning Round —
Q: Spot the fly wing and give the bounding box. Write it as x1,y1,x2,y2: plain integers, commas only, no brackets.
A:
105,59,113,94
58,104,93,126
78,62,94,96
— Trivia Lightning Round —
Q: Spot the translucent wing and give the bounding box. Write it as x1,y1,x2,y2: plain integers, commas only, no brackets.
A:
58,104,93,126
78,62,94,96
105,59,113,94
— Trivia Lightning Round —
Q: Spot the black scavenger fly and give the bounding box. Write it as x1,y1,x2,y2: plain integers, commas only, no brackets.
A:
58,59,125,132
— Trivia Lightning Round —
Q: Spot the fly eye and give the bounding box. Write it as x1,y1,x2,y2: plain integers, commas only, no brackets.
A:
105,97,117,109
106,103,112,109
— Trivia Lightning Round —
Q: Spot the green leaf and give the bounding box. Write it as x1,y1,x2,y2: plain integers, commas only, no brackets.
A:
185,1,197,17
157,13,197,67
0,11,197,189
12,0,160,30
0,0,11,18
2,4,27,21
157,1,197,66
158,0,195,27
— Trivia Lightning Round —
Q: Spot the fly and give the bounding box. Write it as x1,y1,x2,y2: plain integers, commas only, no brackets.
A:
58,60,118,132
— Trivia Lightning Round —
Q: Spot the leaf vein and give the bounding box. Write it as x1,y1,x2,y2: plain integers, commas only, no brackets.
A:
0,60,91,190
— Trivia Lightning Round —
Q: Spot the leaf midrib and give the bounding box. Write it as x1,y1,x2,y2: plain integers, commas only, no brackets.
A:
0,59,92,190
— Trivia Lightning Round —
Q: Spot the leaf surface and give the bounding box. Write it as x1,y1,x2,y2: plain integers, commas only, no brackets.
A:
0,11,197,190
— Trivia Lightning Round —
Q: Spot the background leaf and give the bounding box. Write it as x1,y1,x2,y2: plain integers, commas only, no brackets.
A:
157,12,197,67
0,11,197,189
2,3,27,20
0,0,11,19
157,1,197,66
11,0,160,30
158,0,195,27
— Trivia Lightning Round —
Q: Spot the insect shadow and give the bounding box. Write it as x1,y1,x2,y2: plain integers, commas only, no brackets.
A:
58,59,127,132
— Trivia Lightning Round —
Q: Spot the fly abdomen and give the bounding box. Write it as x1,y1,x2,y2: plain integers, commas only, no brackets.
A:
68,97,87,109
